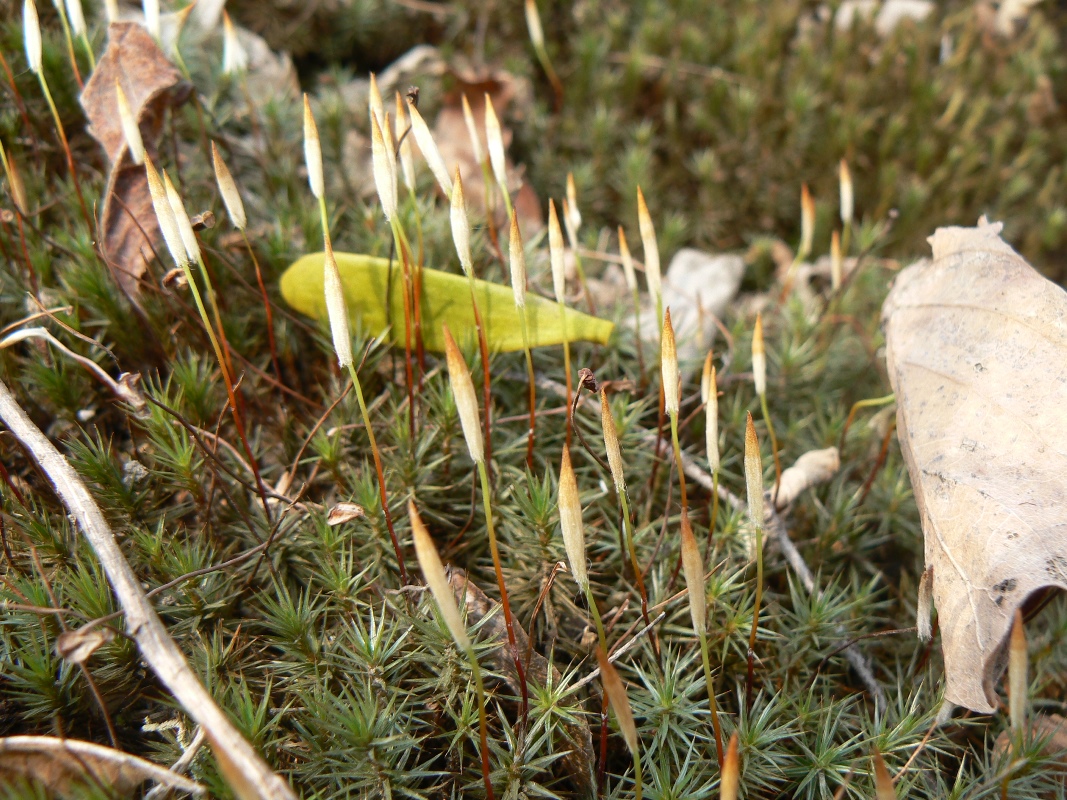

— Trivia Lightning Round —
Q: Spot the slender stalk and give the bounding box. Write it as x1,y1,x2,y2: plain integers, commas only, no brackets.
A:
466,275,495,471
389,218,416,439
669,415,688,511
524,0,563,111
509,208,536,468
52,0,83,88
240,231,282,382
560,302,572,448
585,583,607,649
520,312,536,468
78,33,95,70
477,459,529,723
696,631,725,763
619,490,650,626
347,360,407,584
314,160,407,583
467,648,495,800
706,470,719,570
743,414,765,703
36,75,90,230
410,502,492,799
759,392,781,502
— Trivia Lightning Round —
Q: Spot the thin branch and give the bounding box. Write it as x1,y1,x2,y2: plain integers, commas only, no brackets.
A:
0,379,297,799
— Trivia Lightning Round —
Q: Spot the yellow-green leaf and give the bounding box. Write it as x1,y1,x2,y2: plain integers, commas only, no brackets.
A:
280,252,614,353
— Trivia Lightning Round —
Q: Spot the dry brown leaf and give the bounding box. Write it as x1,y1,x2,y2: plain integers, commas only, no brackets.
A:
55,626,114,665
883,218,1067,713
80,22,188,303
0,736,204,796
446,566,594,794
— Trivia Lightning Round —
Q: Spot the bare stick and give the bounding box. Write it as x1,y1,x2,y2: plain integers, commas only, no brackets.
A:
0,379,296,800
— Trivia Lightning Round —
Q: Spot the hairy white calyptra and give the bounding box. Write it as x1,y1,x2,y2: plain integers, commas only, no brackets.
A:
680,511,705,634
562,197,579,255
596,647,638,755
164,172,201,264
450,169,472,276
702,355,720,473
558,447,587,592
222,12,248,75
508,212,526,309
461,94,483,166
443,326,484,464
752,313,766,397
395,92,415,193
143,0,160,40
830,230,842,292
144,158,187,269
323,243,352,368
302,95,324,200
524,0,545,48
618,226,637,293
104,0,119,23
65,0,86,37
410,502,470,650
565,173,581,233
744,413,764,548
23,0,42,75
368,73,385,131
406,99,453,197
115,82,145,165
800,183,814,259
839,159,853,226
661,309,679,417
600,390,626,497
721,735,740,800
370,114,397,221
637,186,661,317
211,142,246,231
548,200,566,304
484,94,508,192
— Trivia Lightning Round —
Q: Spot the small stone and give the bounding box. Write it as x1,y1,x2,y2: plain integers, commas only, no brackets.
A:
642,248,744,370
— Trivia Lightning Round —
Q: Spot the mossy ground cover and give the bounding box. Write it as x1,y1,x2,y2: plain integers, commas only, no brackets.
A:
1,1,1066,798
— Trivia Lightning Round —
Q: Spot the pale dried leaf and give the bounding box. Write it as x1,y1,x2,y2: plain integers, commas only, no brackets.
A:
883,218,1067,713
0,736,204,796
55,626,114,665
326,502,365,526
774,447,840,509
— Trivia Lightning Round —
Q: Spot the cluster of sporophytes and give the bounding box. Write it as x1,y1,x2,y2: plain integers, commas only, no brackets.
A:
2,2,1067,799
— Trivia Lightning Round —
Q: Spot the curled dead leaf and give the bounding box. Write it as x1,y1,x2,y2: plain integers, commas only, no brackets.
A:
883,218,1067,713
0,736,204,796
80,22,189,303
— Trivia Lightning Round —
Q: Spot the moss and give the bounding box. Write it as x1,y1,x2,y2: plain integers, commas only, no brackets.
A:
1,2,1066,798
